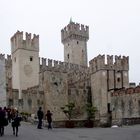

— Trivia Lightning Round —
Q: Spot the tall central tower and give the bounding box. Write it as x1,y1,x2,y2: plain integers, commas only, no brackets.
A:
61,20,89,66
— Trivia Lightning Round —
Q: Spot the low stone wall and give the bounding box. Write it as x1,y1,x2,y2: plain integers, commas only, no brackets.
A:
122,118,140,125
30,119,100,128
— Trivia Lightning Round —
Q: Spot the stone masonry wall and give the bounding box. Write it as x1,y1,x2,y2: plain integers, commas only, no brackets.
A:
40,69,68,121
111,86,140,124
67,70,91,120
0,54,6,107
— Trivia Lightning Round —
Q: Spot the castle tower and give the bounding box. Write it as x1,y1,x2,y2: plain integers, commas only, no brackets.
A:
0,54,6,107
61,20,89,66
89,55,129,124
11,31,39,98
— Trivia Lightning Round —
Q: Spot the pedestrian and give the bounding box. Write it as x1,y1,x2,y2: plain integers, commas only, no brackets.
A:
11,110,21,137
7,107,12,123
0,107,6,136
45,110,52,129
37,107,44,129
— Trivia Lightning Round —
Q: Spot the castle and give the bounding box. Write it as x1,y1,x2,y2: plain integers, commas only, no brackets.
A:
0,20,140,126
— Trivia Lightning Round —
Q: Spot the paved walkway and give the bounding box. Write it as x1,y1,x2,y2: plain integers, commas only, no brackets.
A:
1,122,140,140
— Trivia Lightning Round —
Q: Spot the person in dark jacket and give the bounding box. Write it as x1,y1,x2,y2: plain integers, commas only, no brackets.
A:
11,110,21,137
45,110,52,129
0,107,6,136
37,107,44,129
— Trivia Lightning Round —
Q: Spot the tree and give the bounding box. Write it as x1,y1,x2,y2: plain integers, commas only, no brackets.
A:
61,102,75,121
86,103,97,121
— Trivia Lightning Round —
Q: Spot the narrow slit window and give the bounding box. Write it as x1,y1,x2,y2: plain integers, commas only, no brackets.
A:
30,56,33,61
67,54,69,59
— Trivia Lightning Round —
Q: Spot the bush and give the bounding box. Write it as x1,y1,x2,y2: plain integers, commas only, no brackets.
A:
61,102,75,121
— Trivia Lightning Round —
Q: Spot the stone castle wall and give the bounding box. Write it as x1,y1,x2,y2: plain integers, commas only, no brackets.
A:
0,54,6,107
22,86,44,114
40,69,68,121
111,86,140,124
5,53,130,124
39,57,91,120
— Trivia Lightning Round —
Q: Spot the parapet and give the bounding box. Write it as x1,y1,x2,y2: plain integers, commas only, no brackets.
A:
61,22,89,43
0,54,12,66
5,55,12,66
27,85,39,92
11,31,39,53
0,54,5,60
114,55,129,70
40,57,88,73
111,86,140,97
89,54,129,73
129,82,136,88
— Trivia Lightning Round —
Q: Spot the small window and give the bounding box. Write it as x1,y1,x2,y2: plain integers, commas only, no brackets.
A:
30,56,33,61
138,100,140,115
77,41,79,44
67,54,69,59
14,57,16,62
117,77,120,82
68,43,69,46
54,82,58,86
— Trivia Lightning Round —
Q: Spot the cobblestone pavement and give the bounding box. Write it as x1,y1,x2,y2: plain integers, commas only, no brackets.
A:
1,122,140,140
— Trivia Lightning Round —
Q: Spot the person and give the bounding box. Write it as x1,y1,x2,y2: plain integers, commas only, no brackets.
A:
0,107,6,136
45,110,52,129
37,107,44,129
7,107,12,123
11,110,21,137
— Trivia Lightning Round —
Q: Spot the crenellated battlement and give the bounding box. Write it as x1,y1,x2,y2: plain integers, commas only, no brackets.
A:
5,55,12,66
0,54,5,60
89,54,129,73
111,86,140,96
61,22,89,43
40,57,89,85
40,57,88,73
27,85,39,92
114,55,129,70
0,54,12,65
11,31,39,53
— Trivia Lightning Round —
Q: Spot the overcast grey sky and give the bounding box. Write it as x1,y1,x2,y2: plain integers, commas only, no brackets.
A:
0,0,140,84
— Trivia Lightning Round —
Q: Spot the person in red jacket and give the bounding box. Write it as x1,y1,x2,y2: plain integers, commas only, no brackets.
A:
45,110,52,129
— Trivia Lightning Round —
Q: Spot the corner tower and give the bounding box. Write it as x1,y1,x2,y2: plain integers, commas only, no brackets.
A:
61,20,89,66
11,31,39,98
89,55,129,124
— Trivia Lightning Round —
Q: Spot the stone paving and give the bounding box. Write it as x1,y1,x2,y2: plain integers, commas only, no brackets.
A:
1,122,140,140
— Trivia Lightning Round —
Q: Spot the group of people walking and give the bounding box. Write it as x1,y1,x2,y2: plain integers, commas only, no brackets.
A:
37,107,53,130
0,106,52,137
0,106,21,137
